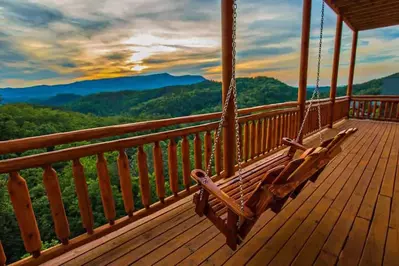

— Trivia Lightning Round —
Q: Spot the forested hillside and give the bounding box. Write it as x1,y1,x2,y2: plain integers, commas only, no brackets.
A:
62,77,298,118
0,73,395,263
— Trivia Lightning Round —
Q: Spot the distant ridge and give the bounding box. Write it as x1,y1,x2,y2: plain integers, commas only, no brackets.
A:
0,73,206,103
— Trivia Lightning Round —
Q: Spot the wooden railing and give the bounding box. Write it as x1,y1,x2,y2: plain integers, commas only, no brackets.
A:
350,95,399,121
2,100,340,265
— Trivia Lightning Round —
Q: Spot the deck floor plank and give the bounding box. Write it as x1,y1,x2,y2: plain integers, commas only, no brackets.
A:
40,119,399,266
286,122,388,266
313,123,395,264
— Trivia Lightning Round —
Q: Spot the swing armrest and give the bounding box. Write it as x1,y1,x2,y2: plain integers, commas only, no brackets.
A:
283,137,308,151
191,169,255,219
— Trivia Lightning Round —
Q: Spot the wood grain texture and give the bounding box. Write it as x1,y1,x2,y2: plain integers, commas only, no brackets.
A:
117,150,134,216
72,159,94,234
168,139,179,196
43,165,70,244
96,153,116,224
137,146,151,208
7,172,42,256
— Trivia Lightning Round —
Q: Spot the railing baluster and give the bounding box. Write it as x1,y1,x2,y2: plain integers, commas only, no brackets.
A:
214,131,222,176
383,101,388,119
204,131,212,171
153,141,166,200
0,241,5,266
96,153,116,224
271,116,276,150
250,121,256,159
168,139,178,196
181,136,191,191
43,165,70,244
244,122,249,161
256,120,262,156
286,113,291,140
194,133,202,169
373,101,378,119
389,101,394,119
117,150,134,216
277,115,282,146
138,146,150,208
261,119,266,154
72,159,94,234
368,101,373,119
266,118,271,152
367,101,371,118
7,172,41,257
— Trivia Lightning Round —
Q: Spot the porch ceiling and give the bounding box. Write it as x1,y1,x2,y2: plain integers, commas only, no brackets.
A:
324,0,399,31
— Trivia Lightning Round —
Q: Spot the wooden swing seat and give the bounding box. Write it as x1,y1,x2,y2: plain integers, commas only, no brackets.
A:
191,127,357,250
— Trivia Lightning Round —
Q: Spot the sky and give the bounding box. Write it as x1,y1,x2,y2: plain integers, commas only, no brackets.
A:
0,0,398,88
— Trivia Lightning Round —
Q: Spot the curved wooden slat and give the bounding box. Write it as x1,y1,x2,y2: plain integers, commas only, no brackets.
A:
137,146,151,208
42,165,70,245
153,141,166,201
168,139,178,196
194,133,202,170
181,136,191,191
117,150,134,216
0,241,6,266
96,153,116,225
72,159,94,234
7,172,42,257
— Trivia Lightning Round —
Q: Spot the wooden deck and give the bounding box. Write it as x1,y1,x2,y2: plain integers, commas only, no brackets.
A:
45,119,399,266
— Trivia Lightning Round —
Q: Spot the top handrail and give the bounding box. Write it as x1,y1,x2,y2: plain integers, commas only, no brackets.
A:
0,101,298,155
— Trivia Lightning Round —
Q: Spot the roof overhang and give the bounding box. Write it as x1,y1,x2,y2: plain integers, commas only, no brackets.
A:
324,0,399,31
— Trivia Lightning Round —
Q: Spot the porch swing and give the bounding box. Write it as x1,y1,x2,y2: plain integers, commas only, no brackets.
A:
191,0,357,250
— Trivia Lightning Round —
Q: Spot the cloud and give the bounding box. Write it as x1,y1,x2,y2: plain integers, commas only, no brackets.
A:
1,0,64,27
0,0,398,88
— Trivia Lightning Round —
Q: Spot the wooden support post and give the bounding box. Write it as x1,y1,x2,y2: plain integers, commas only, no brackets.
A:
222,0,236,177
297,0,312,143
329,15,343,128
347,30,358,116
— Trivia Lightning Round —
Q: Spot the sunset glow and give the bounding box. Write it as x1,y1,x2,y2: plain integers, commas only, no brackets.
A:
0,0,398,88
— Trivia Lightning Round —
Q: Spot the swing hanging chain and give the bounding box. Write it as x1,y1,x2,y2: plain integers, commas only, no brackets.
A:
199,0,244,216
296,0,325,144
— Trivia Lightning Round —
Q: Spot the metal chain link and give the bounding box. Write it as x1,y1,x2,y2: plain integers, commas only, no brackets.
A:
296,0,325,144
199,0,244,216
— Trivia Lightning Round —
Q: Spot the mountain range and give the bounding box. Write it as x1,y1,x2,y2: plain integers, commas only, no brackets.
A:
0,73,205,103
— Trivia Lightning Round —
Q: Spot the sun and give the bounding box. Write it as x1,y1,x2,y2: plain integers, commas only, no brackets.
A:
132,65,148,72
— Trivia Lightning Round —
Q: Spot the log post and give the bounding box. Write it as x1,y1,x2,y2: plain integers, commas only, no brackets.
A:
297,0,312,143
7,172,42,257
117,150,134,216
347,30,358,116
168,138,178,196
181,136,191,191
329,15,343,128
96,153,116,225
72,159,94,234
137,146,151,208
42,165,70,244
222,0,236,177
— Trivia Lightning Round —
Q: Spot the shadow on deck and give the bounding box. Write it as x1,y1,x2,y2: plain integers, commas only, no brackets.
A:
45,119,399,266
